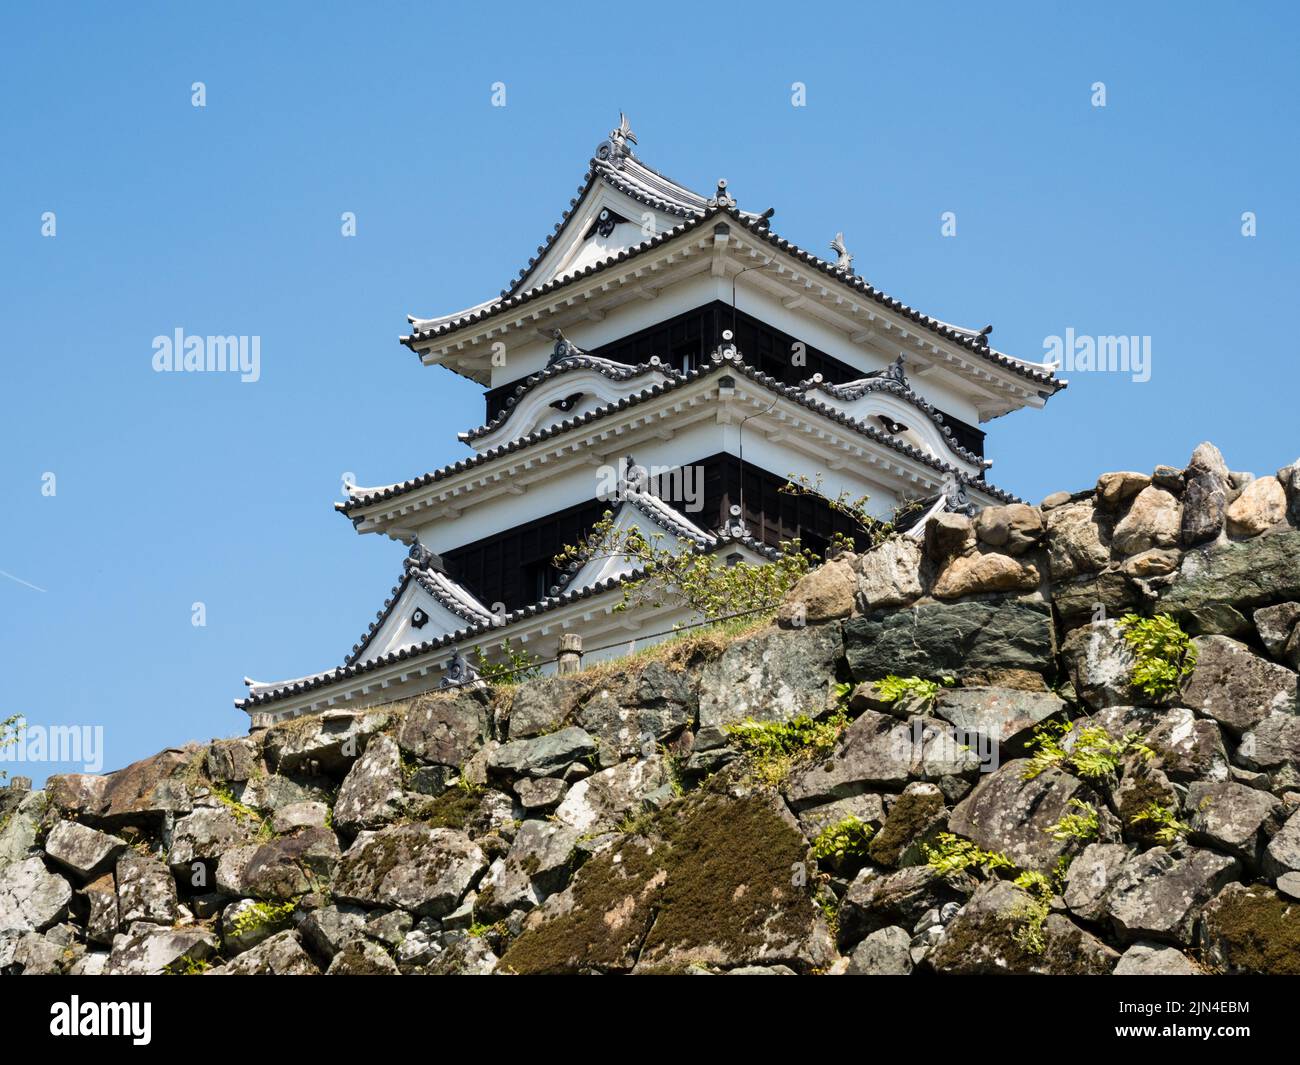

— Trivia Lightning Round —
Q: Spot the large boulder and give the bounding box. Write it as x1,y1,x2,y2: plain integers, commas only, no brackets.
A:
264,709,389,775
1096,472,1151,510
1199,883,1300,974
1106,846,1239,944
43,774,109,818
948,763,1118,872
166,806,249,873
784,712,977,808
928,879,1119,974
1180,442,1230,547
575,662,695,761
1143,707,1230,782
1111,486,1181,555
1254,602,1300,668
931,553,1039,600
208,930,319,975
1161,529,1300,626
476,819,581,920
94,747,196,828
844,596,1054,684
237,827,341,900
0,857,72,933
1063,842,1134,922
866,781,946,868
1180,635,1296,735
697,624,841,733
1237,711,1300,779
974,503,1044,556
1185,780,1280,863
104,927,218,975
0,790,47,868
43,820,126,881
932,687,1065,755
487,727,597,779
1060,620,1135,710
778,554,856,624
845,925,913,975
1113,942,1202,975
855,536,924,611
332,823,486,918
115,852,179,926
1226,475,1287,537
334,733,407,833
82,873,119,944
553,754,670,834
1044,499,1110,580
396,692,489,765
205,737,261,784
1263,808,1300,878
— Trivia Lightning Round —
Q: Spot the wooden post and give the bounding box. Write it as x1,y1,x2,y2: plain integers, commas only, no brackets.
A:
558,633,583,675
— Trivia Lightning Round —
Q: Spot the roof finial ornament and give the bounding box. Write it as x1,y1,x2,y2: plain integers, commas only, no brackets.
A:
830,232,854,274
707,179,735,209
621,454,647,495
549,328,586,365
596,112,637,166
406,538,446,575
886,352,907,383
974,325,993,349
439,648,483,690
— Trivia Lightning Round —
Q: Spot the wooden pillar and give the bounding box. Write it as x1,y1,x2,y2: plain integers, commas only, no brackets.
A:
557,633,583,675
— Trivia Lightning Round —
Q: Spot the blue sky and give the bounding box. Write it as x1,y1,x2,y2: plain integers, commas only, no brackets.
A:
2,2,1297,784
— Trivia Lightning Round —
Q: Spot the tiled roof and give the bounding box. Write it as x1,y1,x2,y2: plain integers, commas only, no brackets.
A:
401,157,1063,394
458,354,677,444
237,573,635,710
800,372,992,470
338,351,1021,516
341,547,495,668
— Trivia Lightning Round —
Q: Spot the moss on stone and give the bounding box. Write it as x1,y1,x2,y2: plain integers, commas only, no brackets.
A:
1203,886,1300,975
499,791,821,974
869,791,945,867
417,787,482,832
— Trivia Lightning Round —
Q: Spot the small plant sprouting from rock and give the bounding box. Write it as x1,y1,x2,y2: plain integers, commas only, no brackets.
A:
810,816,875,864
924,833,1016,877
1117,613,1198,702
1129,801,1191,844
0,713,23,784
228,899,296,941
473,639,543,685
164,955,212,976
1044,798,1101,843
726,711,847,786
873,674,951,709
1009,870,1055,956
1022,720,1154,782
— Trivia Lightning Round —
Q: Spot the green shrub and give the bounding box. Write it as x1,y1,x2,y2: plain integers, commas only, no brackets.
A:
924,832,1015,877
810,816,875,864
1045,798,1101,842
726,712,847,785
873,675,949,708
1129,801,1191,844
1118,613,1198,702
1023,719,1154,781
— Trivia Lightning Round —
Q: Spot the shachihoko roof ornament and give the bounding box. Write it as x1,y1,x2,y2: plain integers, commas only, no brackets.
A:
596,112,637,166
548,328,587,366
830,232,854,274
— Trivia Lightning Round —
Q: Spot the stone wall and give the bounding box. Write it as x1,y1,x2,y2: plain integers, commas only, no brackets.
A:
3,441,1299,976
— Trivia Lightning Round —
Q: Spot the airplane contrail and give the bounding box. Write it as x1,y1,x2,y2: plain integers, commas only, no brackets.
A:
0,571,47,593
